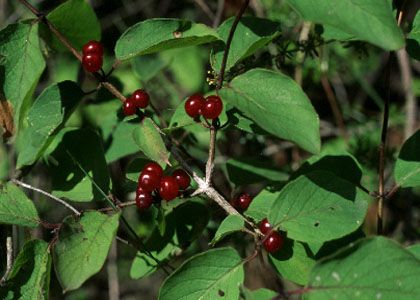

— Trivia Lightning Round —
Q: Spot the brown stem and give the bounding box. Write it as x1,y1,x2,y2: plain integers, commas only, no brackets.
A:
98,200,136,212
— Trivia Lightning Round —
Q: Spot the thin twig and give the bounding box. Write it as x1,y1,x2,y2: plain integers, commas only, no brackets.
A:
12,179,81,216
98,200,136,212
0,236,13,286
294,21,311,86
205,124,216,184
107,240,119,300
212,0,225,28
193,0,215,21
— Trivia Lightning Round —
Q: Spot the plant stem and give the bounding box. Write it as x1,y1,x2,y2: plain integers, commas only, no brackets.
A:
12,179,81,216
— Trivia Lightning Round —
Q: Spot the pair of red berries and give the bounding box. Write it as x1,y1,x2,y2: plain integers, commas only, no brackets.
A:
231,193,253,210
259,218,284,253
123,89,150,116
81,40,103,73
184,94,223,120
135,162,191,210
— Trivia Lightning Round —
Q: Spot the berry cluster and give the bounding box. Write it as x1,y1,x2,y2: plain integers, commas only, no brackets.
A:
259,218,284,253
231,192,253,210
185,94,223,120
135,162,191,211
82,40,103,73
123,89,150,116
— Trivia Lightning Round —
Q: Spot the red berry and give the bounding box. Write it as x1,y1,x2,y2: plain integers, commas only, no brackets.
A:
82,54,103,73
143,162,163,180
135,190,153,210
259,218,272,235
131,89,150,109
201,95,223,119
172,169,190,190
263,231,284,253
237,193,252,210
159,176,179,201
82,40,104,56
138,170,161,192
123,98,137,116
185,94,205,118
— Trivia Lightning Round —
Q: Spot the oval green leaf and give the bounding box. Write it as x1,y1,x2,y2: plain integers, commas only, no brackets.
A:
159,247,244,300
115,18,219,60
287,0,404,51
53,211,120,292
211,215,244,246
211,16,281,71
304,237,420,299
268,171,369,243
0,182,39,228
219,68,320,153
394,130,420,188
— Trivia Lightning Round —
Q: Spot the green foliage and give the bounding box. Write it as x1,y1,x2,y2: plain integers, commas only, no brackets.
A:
305,237,420,299
407,11,420,61
53,211,120,292
0,182,39,227
211,214,244,245
132,118,170,166
287,0,404,50
220,68,320,153
268,171,369,243
46,0,101,51
16,81,84,168
115,19,219,60
244,189,280,222
159,247,244,300
1,240,51,300
211,16,281,71
394,130,420,188
0,21,45,130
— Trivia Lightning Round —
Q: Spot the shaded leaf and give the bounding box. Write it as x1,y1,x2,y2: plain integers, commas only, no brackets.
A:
211,215,244,245
394,130,420,188
245,189,280,222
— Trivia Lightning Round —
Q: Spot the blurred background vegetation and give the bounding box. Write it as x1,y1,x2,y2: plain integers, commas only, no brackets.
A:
1,0,419,299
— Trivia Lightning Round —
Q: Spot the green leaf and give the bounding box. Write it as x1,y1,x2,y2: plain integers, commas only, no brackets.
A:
211,17,281,71
16,81,84,168
245,189,280,222
132,118,170,166
105,121,139,163
241,287,277,300
132,54,167,82
47,128,111,202
0,182,39,227
304,237,420,300
211,215,244,245
226,157,288,185
407,11,420,61
395,130,420,188
46,0,101,51
287,0,404,51
159,247,244,300
407,244,420,259
268,171,369,243
0,21,45,130
219,68,320,153
115,18,219,60
269,239,316,285
1,240,51,300
53,211,120,292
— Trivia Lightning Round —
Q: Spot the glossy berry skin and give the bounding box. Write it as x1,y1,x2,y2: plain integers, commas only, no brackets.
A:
185,94,205,118
131,89,150,109
259,218,272,235
201,95,223,119
143,162,163,180
138,170,161,192
82,40,103,56
263,231,284,253
159,176,179,201
123,98,137,116
135,190,153,210
172,169,190,190
237,193,252,210
82,54,103,73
